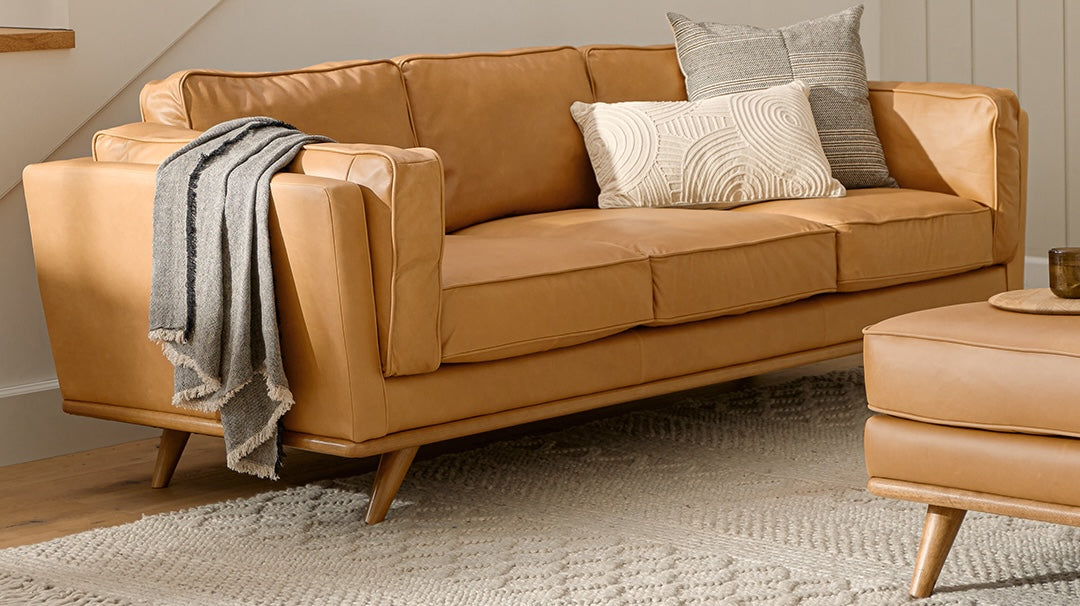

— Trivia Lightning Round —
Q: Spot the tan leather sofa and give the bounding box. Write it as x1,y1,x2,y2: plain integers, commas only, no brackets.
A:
22,45,1028,524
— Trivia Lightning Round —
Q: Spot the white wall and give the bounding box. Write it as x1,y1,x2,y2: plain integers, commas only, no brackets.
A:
0,1,69,29
0,0,222,464
0,0,918,466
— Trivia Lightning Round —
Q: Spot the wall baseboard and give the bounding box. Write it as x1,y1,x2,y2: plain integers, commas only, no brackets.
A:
0,387,157,467
1025,255,1049,289
0,377,59,399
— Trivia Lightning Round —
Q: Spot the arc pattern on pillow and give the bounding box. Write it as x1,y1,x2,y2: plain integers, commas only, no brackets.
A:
571,80,845,210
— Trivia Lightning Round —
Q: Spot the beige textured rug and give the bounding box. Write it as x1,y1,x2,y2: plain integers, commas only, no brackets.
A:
3,369,1080,605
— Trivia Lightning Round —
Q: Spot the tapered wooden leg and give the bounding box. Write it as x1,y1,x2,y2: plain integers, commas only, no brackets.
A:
364,446,419,525
151,429,190,489
910,504,967,598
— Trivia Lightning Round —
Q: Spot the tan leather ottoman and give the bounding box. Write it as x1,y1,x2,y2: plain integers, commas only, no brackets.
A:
863,301,1080,598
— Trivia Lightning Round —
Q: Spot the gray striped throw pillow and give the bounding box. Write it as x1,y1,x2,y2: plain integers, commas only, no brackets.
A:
668,5,897,189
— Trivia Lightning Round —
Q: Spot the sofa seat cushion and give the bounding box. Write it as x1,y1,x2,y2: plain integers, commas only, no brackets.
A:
441,235,652,363
455,208,837,325
734,188,993,291
864,302,1080,439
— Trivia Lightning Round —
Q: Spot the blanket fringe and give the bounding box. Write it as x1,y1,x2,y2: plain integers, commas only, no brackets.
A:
147,327,186,344
224,371,294,480
151,341,222,411
153,340,294,479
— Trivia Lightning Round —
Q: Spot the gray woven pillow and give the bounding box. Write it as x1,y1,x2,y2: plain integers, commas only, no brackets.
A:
668,5,896,189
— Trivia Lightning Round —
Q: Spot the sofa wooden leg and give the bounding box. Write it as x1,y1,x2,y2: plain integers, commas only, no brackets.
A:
364,446,419,525
151,429,190,489
910,504,967,598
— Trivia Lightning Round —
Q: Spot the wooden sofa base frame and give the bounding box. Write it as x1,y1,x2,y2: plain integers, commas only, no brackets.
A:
68,340,862,525
867,478,1080,598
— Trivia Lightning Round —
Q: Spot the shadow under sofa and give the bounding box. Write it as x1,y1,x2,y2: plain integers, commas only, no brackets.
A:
22,44,1028,524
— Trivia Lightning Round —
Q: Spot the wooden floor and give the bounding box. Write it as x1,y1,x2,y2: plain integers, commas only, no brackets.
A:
0,356,861,549
0,433,380,549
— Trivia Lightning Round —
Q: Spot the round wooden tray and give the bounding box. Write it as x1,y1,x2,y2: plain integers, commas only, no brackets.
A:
988,288,1080,315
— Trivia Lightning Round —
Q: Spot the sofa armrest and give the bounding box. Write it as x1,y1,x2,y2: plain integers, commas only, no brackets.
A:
92,122,202,164
869,81,1028,285
23,159,389,442
90,128,445,376
289,143,444,377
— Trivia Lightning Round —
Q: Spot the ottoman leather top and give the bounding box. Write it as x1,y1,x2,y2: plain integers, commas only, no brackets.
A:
863,302,1080,438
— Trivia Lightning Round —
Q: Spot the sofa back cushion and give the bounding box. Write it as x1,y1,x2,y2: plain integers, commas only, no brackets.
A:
135,45,696,232
398,47,597,232
139,59,417,148
582,45,688,103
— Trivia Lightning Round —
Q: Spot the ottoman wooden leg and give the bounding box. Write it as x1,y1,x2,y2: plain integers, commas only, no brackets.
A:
910,504,967,598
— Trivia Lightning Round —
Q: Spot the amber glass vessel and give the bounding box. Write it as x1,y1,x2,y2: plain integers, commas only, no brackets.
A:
1049,247,1080,298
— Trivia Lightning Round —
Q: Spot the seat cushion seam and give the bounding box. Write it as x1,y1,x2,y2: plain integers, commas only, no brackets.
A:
442,257,648,290
863,332,1080,360
443,318,649,360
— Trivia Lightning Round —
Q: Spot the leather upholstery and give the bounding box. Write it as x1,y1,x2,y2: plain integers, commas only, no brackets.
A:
865,415,1080,509
22,160,185,414
441,235,652,362
140,59,417,148
581,44,687,102
23,159,389,442
584,54,1026,275
93,122,202,164
865,302,1080,438
385,267,1007,432
21,44,1027,456
818,267,1004,345
398,47,598,231
640,267,1004,383
457,208,837,324
736,188,994,291
869,82,1025,266
267,172,389,441
289,143,444,377
105,51,1027,375
94,132,447,377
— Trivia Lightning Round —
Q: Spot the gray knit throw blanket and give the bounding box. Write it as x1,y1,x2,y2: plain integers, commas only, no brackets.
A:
149,117,331,479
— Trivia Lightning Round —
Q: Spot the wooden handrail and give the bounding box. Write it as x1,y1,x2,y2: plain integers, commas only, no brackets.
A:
0,27,74,53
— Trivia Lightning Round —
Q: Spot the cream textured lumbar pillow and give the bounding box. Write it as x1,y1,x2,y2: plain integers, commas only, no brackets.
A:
570,80,845,209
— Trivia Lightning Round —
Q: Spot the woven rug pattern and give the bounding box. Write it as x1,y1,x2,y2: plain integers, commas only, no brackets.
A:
3,369,1080,604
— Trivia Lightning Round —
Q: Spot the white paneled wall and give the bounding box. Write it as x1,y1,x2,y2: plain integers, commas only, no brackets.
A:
927,0,971,83
881,0,1073,270
0,1,69,28
1067,3,1080,245
880,2,926,81
973,0,1018,90
1019,1,1067,260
